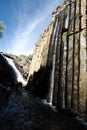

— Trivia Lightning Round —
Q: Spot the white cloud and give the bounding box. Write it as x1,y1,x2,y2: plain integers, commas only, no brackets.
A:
8,0,59,55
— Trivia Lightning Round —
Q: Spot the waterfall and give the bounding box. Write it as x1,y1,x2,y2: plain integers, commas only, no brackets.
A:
65,9,69,29
49,17,59,105
4,55,27,86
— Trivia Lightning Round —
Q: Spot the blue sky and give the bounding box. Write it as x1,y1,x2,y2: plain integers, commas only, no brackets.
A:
0,0,64,55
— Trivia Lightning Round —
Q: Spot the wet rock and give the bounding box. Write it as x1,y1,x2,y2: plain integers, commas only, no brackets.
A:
23,121,34,130
0,86,86,130
0,84,8,105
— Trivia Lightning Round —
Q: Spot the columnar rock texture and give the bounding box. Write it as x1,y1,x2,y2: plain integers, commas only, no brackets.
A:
28,0,87,117
27,23,54,98
28,20,54,77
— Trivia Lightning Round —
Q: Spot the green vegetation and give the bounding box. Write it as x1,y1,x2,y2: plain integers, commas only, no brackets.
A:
0,21,5,37
8,53,33,61
71,0,75,3
83,29,86,38
65,6,69,16
49,20,55,27
41,34,44,39
48,18,55,28
84,47,87,51
17,54,32,61
62,32,67,43
27,54,33,60
0,21,5,30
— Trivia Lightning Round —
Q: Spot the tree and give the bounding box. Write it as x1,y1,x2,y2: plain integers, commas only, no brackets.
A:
0,21,5,37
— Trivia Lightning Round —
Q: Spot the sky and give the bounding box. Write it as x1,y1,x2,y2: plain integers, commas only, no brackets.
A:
0,0,64,55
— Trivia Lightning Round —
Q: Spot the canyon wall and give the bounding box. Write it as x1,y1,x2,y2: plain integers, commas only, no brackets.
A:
28,0,87,116
28,20,54,77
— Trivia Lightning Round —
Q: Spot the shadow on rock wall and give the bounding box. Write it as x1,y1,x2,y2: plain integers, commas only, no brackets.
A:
26,65,52,99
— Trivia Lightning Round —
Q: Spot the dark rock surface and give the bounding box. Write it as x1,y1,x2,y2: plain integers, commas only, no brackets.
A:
0,53,27,86
9,54,32,79
0,52,32,82
0,84,87,130
27,65,52,99
0,53,17,83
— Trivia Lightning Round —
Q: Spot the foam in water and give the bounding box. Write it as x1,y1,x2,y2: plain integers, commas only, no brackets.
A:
5,57,27,86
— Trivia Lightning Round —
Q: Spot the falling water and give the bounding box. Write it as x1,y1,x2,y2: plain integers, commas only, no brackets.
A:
49,17,59,104
65,8,69,29
62,7,70,108
5,57,27,86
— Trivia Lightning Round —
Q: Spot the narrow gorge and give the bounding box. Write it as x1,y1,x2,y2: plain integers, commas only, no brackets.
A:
27,0,87,115
0,0,87,130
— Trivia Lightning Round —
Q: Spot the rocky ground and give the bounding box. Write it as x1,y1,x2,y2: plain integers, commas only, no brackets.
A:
0,83,87,130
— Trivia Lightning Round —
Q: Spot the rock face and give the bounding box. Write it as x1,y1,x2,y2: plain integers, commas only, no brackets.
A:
27,0,87,118
0,53,31,85
9,54,32,80
28,20,54,77
27,11,55,99
0,53,18,83
0,0,87,129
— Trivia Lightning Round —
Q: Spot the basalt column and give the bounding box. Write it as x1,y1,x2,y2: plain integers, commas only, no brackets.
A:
46,17,58,104
47,0,87,115
27,0,87,117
